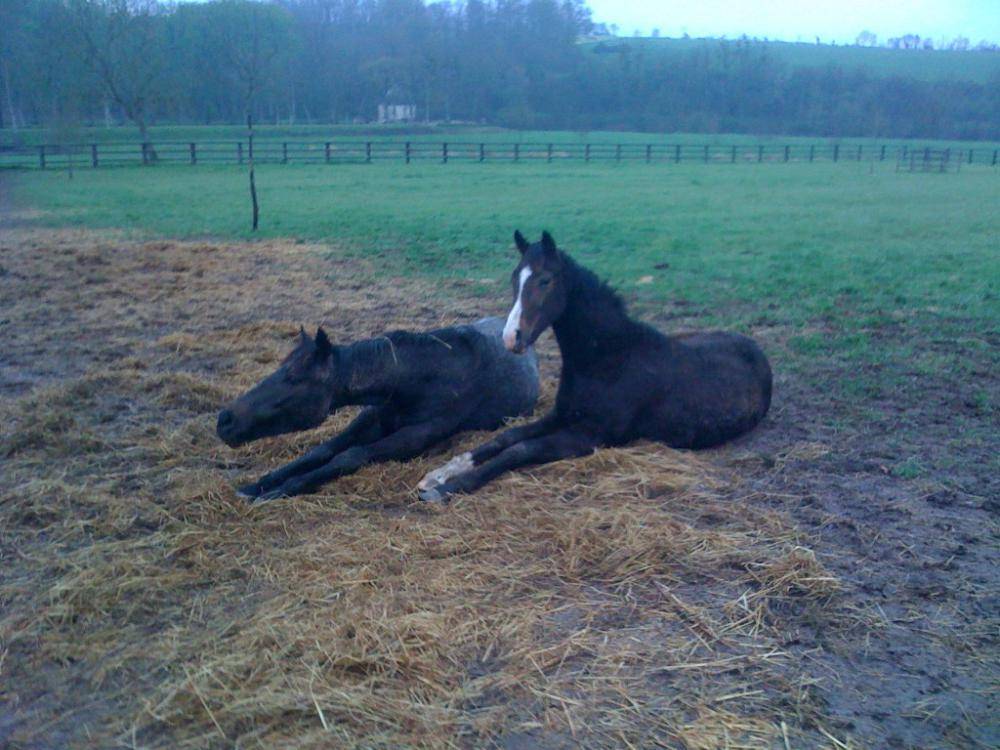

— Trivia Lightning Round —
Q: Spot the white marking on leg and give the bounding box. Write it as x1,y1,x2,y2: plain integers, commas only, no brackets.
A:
503,266,532,350
418,486,445,503
418,452,473,491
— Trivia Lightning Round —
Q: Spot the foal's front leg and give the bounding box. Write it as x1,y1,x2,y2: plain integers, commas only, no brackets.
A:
238,407,387,498
417,411,560,493
252,416,462,503
418,428,595,503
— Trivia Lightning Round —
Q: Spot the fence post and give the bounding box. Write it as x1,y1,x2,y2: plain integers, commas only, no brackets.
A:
479,143,485,163
833,144,839,162
514,143,519,162
646,144,652,163
189,142,196,165
674,144,681,163
968,148,973,165
704,144,710,163
405,142,411,164
731,145,737,163
585,143,591,162
809,145,815,162
758,145,764,162
857,144,862,161
248,136,254,162
38,145,46,169
283,142,289,164
365,142,371,163
236,141,243,165
442,142,448,164
880,144,886,161
784,145,790,162
141,142,149,165
547,143,553,163
616,144,622,163
90,144,98,168
324,142,331,164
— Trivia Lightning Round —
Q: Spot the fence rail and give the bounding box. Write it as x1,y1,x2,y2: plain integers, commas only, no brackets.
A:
2,140,998,170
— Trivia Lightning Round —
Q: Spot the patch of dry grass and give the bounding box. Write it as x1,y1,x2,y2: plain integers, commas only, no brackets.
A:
0,229,845,748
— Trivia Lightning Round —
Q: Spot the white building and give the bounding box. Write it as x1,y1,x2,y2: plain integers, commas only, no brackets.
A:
377,103,417,123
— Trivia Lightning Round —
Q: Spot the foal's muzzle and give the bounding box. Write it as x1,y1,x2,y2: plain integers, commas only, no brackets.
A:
216,408,244,447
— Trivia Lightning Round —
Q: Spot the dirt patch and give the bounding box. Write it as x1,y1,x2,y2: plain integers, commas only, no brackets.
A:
1,227,996,749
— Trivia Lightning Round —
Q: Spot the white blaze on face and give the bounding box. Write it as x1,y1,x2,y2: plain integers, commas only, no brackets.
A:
503,266,532,350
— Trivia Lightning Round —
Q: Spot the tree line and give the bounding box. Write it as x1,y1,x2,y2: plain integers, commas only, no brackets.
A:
1,0,998,141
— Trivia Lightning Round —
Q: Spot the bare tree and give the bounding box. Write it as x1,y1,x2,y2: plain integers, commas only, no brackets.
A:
192,1,292,229
196,1,290,125
68,0,167,149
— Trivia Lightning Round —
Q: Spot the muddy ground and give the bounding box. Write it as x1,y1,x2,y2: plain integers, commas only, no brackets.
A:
0,219,996,748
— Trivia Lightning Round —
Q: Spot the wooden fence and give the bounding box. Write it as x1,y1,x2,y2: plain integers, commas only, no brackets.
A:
1,140,998,170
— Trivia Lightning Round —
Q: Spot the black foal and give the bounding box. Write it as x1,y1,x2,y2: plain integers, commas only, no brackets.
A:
418,231,772,502
217,318,539,502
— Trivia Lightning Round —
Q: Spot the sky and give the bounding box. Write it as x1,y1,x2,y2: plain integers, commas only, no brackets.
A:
584,0,1000,45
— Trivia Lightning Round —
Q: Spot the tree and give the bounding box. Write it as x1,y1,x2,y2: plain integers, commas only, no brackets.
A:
185,1,294,122
1,0,996,141
68,0,169,145
855,30,877,47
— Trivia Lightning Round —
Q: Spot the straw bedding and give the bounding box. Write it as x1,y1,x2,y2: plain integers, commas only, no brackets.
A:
1,229,849,748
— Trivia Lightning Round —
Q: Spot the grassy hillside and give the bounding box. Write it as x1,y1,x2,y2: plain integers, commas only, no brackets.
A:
585,36,1000,84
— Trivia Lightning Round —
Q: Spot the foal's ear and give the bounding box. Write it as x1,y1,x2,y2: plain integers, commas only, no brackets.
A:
514,230,529,254
314,327,333,360
299,325,310,344
541,231,557,257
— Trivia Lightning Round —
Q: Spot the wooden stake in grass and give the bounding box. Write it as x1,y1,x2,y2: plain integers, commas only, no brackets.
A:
248,115,259,231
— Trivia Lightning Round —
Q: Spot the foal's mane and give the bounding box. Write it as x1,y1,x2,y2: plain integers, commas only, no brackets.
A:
561,251,628,315
349,328,472,364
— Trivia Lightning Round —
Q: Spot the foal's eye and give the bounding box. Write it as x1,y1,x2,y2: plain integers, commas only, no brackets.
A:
538,277,551,288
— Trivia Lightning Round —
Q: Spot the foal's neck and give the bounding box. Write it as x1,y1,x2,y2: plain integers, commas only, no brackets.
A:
339,336,407,405
551,259,637,364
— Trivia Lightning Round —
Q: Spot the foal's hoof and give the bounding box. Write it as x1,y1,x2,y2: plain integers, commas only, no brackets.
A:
252,488,289,504
236,482,263,500
418,486,448,504
418,452,473,492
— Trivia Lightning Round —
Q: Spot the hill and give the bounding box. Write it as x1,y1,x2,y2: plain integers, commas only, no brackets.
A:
584,36,1000,84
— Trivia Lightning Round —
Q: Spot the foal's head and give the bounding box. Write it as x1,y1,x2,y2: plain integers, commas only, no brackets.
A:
502,230,568,353
217,327,338,447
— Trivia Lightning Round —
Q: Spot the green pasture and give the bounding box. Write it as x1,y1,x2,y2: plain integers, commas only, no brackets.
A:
9,160,997,327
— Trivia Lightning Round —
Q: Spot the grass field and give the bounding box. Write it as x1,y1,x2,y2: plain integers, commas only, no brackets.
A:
2,158,998,748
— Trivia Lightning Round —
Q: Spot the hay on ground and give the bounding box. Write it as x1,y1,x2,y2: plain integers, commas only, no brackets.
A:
1,228,845,748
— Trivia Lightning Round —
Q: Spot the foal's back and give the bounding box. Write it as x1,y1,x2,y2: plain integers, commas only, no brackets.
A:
636,328,772,449
399,317,539,430
463,317,539,429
